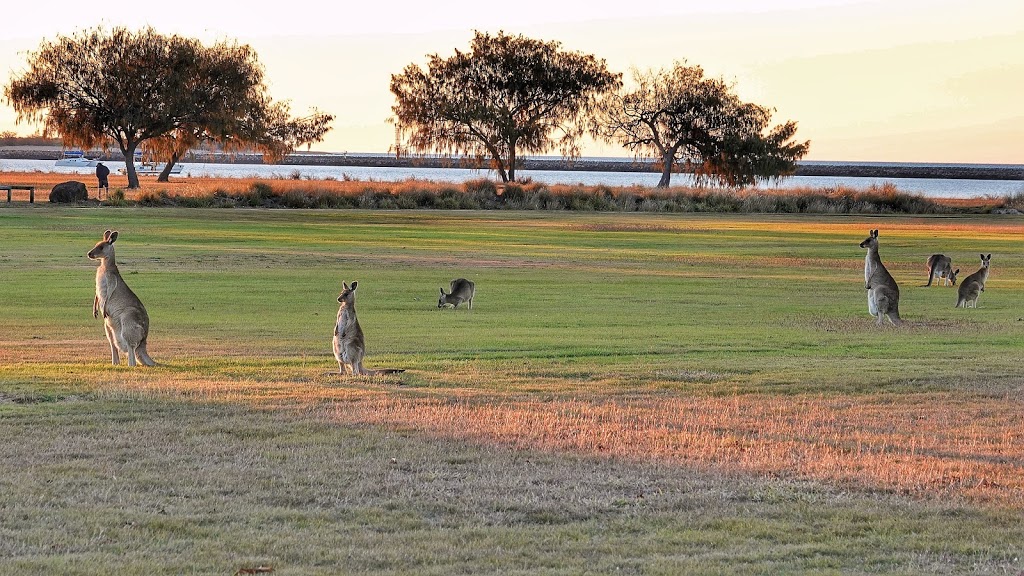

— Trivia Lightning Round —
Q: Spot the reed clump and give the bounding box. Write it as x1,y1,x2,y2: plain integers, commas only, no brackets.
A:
98,179,982,214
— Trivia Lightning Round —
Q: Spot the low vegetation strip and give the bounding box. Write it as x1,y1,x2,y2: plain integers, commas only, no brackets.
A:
4,171,1023,213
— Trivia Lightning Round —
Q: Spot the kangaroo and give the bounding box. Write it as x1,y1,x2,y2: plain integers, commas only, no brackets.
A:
438,278,475,310
87,230,156,366
332,281,404,376
956,254,991,308
925,254,959,287
859,229,901,325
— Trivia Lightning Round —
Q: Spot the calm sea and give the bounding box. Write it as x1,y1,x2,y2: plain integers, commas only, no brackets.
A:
4,158,1022,199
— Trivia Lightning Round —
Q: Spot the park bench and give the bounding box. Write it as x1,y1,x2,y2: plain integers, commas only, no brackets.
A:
1,184,36,203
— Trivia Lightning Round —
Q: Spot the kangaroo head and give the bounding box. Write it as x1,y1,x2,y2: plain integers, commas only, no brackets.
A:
337,281,358,305
859,229,878,249
87,229,118,260
438,287,449,308
980,254,991,268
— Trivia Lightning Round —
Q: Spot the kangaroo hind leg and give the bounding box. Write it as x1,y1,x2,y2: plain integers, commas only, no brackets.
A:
105,323,120,365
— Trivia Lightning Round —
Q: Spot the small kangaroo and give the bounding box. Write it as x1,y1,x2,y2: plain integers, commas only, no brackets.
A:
956,254,991,308
859,229,901,326
925,254,959,287
87,230,156,366
332,281,404,376
438,278,475,310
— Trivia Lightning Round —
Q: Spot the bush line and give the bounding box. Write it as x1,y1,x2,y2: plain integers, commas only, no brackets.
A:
104,179,1024,215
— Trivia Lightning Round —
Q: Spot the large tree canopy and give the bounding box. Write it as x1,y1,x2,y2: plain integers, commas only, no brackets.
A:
4,27,333,187
593,61,809,188
391,31,621,183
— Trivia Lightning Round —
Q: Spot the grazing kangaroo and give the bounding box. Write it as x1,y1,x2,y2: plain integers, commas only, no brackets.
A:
87,230,156,366
925,254,959,287
956,254,991,308
332,281,404,376
438,278,475,310
859,229,901,325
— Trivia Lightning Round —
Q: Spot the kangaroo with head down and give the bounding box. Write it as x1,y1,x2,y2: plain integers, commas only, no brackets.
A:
438,278,475,310
333,281,404,376
87,230,156,366
956,254,991,308
925,254,959,287
859,229,901,326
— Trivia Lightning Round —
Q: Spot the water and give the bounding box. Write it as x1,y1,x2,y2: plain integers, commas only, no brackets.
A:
3,159,1022,199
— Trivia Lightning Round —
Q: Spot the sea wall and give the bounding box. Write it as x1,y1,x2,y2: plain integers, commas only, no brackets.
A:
3,147,1022,181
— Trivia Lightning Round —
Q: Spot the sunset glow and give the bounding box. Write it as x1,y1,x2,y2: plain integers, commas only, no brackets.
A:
2,0,1021,163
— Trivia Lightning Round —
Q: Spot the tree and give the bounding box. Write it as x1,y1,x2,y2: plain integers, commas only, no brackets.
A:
5,27,333,188
391,31,621,183
593,61,809,188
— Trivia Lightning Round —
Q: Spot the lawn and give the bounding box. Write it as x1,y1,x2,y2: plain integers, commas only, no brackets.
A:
1,206,1021,575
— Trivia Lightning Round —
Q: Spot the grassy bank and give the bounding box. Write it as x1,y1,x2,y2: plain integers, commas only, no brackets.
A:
1,207,1022,574
4,169,1021,213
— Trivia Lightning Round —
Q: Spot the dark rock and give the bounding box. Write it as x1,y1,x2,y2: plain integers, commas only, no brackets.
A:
49,180,89,203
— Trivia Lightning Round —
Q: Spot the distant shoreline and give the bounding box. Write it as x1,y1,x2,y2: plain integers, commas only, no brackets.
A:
2,146,1022,181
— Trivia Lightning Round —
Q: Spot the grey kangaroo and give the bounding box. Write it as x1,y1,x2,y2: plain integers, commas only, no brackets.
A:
859,229,901,325
87,230,156,366
438,278,475,310
925,254,959,287
956,254,991,308
332,281,404,376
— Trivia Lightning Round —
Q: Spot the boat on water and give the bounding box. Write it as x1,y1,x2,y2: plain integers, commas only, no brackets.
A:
118,151,185,175
119,162,185,176
55,150,100,167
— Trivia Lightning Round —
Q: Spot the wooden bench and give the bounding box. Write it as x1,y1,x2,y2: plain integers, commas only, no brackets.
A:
1,185,36,203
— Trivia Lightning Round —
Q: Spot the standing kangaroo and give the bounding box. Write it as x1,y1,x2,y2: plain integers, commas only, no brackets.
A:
332,281,403,376
956,254,991,308
438,278,475,310
87,230,156,366
925,254,959,287
859,229,901,326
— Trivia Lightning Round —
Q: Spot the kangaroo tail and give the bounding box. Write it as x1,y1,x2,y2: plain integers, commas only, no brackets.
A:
136,341,156,367
365,368,406,376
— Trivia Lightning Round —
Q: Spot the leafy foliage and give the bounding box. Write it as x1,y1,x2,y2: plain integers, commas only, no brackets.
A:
391,31,621,183
4,27,333,187
593,61,809,188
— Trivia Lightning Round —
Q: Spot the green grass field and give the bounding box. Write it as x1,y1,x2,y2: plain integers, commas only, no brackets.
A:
1,206,1022,575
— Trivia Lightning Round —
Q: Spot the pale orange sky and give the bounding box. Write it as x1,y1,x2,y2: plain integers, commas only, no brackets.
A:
1,0,1021,163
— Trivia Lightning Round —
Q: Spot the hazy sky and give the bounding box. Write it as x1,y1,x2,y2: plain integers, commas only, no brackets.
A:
1,0,1021,162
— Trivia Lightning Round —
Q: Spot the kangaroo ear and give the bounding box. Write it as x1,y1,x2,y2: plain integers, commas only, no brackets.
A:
108,231,118,243
954,268,959,274
986,254,991,260
872,229,878,238
439,287,445,294
342,282,349,291
103,229,112,241
350,281,357,291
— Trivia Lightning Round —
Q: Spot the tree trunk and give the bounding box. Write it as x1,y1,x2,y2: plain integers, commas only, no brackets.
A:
121,143,140,189
507,146,516,183
657,148,675,188
156,151,181,183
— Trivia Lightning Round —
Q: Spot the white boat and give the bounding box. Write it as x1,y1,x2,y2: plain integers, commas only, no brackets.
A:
55,150,100,167
119,162,185,176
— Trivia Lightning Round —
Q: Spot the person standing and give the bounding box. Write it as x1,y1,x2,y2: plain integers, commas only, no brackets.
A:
95,162,110,199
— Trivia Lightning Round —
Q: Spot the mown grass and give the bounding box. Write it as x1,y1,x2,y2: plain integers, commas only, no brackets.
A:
0,206,1022,574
